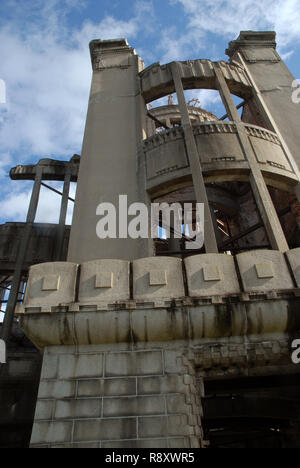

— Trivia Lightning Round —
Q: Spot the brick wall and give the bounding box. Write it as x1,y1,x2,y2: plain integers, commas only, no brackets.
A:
31,344,203,448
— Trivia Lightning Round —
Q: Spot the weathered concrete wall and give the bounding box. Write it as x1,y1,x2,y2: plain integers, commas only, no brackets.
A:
143,122,298,195
227,31,300,173
0,223,70,273
17,249,300,448
67,40,150,264
30,344,203,448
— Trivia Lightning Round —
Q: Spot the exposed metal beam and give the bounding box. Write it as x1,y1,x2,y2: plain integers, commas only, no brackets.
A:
219,100,246,121
41,182,75,202
220,206,290,249
147,111,170,130
1,168,43,343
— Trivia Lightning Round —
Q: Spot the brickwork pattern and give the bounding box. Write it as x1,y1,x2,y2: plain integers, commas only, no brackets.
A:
193,339,294,379
30,345,204,448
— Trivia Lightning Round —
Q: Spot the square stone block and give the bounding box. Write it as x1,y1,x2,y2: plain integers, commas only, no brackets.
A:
203,265,221,282
105,350,163,377
95,272,113,289
255,262,274,279
184,254,240,297
58,353,103,379
79,260,130,303
103,395,165,417
133,257,184,300
31,421,73,445
236,250,294,292
24,262,78,307
74,418,137,442
149,270,167,286
42,275,60,291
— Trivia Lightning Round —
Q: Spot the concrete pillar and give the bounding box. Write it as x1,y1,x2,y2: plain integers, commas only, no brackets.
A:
67,40,149,263
171,62,218,254
227,31,300,202
55,169,71,261
227,31,300,172
214,63,289,252
1,167,43,342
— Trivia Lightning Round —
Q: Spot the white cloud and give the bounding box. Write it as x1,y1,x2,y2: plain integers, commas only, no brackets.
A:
158,0,300,74
171,0,300,49
0,189,31,222
0,0,154,163
0,181,77,224
0,0,156,222
0,153,12,178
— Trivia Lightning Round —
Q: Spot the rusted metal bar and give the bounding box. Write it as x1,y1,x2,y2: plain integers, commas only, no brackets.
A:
147,111,170,130
219,100,245,120
1,168,42,343
41,182,75,202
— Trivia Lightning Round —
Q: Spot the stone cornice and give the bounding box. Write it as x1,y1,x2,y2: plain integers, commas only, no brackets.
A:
89,38,136,71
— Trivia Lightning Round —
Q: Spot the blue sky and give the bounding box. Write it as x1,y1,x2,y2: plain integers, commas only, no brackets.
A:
0,0,300,225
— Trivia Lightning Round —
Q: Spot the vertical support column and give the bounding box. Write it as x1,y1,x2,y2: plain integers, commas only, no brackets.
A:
1,167,42,343
67,39,149,263
55,168,71,261
214,63,289,252
226,32,300,202
171,62,218,254
235,51,300,204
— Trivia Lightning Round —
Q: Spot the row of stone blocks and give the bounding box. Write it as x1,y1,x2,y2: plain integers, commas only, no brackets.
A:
23,249,300,308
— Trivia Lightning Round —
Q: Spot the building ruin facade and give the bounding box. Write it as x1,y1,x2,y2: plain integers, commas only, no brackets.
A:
1,31,300,448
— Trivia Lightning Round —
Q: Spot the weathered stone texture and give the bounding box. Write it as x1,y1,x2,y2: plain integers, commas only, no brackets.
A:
30,345,203,448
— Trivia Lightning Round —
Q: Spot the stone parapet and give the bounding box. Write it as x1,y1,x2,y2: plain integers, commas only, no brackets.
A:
16,250,300,350
143,122,298,193
20,250,300,310
139,59,252,104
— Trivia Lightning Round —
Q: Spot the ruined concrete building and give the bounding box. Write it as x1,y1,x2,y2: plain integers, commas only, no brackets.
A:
1,31,300,448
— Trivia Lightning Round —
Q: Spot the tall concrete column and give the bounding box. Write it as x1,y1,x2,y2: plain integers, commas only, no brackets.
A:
214,63,289,252
68,40,149,263
171,62,218,254
226,31,300,201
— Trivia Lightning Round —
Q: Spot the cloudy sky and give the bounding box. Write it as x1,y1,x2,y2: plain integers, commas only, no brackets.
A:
0,0,300,225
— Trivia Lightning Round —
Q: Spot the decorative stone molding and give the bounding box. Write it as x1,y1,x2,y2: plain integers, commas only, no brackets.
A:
139,59,252,103
89,39,136,71
17,251,300,349
78,259,130,304
21,251,300,311
245,125,281,145
194,339,292,379
143,122,295,187
184,254,240,297
133,257,185,301
23,262,78,307
236,250,295,292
